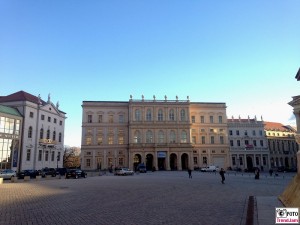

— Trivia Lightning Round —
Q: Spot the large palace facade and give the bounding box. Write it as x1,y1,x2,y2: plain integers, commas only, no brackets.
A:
81,96,229,171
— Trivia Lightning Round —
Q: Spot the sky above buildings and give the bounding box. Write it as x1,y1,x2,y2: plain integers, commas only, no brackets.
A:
0,1,299,147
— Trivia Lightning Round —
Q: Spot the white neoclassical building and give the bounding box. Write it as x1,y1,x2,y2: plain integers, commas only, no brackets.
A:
228,116,270,171
0,91,66,171
81,96,229,171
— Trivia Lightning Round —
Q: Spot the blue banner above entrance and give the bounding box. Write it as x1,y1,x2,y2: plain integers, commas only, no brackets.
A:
157,151,166,158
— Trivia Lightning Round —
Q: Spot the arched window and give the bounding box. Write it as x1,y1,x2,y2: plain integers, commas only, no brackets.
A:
146,109,152,121
170,130,176,143
169,109,175,121
47,129,50,139
135,109,141,121
28,126,32,138
134,130,141,143
158,130,164,143
146,130,153,143
180,109,186,121
158,109,163,121
39,128,44,139
181,130,187,143
53,131,56,141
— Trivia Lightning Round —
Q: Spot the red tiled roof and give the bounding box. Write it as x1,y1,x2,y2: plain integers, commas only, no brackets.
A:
0,91,46,105
264,121,295,132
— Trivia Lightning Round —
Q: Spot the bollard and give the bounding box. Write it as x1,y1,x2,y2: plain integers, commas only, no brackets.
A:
11,177,18,183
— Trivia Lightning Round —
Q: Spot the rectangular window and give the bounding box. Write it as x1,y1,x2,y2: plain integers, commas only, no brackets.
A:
239,157,243,165
232,157,236,166
108,136,113,145
230,140,234,146
191,116,195,123
48,116,51,122
220,136,224,144
26,149,31,161
86,137,92,145
45,151,49,161
237,140,240,146
263,157,266,165
210,136,214,144
59,121,63,125
57,152,61,161
86,159,91,167
245,140,249,145
210,116,213,123
260,140,263,147
236,130,240,136
54,118,57,124
97,137,103,145
201,136,205,144
193,157,198,164
38,150,42,161
192,136,196,144
229,130,233,135
203,156,207,164
252,130,256,136
218,116,222,123
200,116,205,123
118,136,124,144
118,158,124,166
119,115,124,123
41,115,45,120
109,115,113,123
98,115,103,123
51,151,55,161
244,130,248,135
88,115,92,123
259,130,263,136
30,112,34,118
253,140,257,146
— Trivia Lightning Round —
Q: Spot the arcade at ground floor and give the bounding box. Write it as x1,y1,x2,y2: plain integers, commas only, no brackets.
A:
81,146,230,171
230,152,270,171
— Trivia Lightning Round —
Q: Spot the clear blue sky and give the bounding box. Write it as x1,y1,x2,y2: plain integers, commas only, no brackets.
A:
1,1,299,147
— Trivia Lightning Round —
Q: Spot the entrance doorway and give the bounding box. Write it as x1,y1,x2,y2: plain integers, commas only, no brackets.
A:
133,154,141,171
181,153,188,170
170,153,177,170
146,154,153,171
246,156,253,170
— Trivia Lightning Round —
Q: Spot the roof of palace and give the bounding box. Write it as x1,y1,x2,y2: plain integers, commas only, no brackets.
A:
264,121,296,132
0,91,46,105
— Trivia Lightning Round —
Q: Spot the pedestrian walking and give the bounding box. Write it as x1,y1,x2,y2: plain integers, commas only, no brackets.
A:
219,168,225,184
188,168,192,179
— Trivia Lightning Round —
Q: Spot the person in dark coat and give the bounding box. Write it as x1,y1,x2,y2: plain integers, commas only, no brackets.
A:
219,168,225,184
188,168,192,179
255,168,260,179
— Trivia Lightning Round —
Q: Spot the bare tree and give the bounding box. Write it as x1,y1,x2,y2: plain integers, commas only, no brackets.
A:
63,146,81,168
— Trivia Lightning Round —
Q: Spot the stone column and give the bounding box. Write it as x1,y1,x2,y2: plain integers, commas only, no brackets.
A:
295,134,300,175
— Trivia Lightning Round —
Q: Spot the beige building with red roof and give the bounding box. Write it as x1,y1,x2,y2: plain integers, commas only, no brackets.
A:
264,121,297,170
0,91,66,171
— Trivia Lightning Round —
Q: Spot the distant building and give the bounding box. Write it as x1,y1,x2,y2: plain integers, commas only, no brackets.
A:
0,91,66,170
227,116,270,171
0,105,23,170
264,122,298,169
81,96,229,171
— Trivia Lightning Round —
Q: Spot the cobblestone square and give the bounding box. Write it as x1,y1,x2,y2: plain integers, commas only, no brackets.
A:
0,171,294,225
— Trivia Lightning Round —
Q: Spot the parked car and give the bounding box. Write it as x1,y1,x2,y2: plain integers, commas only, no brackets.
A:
17,170,41,179
41,168,57,177
200,166,220,172
66,169,87,179
114,168,134,176
137,164,147,173
0,169,17,180
56,168,68,176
